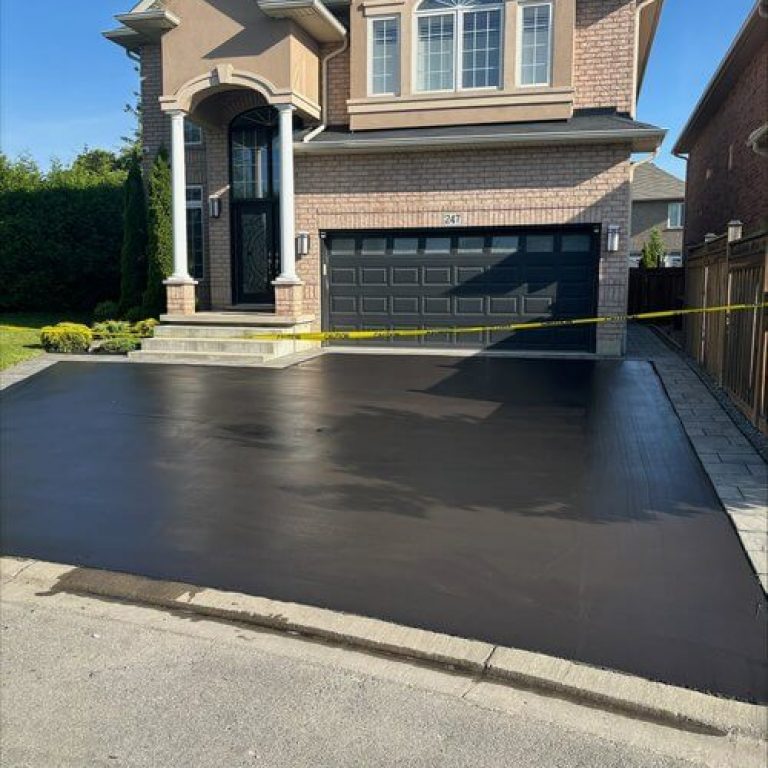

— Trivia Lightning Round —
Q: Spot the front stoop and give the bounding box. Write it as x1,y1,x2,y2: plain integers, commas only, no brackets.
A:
128,313,320,367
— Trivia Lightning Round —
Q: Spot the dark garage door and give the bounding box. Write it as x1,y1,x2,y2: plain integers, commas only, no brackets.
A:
324,227,600,351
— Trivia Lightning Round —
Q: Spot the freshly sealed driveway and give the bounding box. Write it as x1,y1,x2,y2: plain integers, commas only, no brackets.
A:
1,357,766,703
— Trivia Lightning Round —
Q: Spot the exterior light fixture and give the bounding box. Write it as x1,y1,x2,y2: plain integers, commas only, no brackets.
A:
208,196,221,219
606,224,620,253
296,231,310,257
727,220,743,243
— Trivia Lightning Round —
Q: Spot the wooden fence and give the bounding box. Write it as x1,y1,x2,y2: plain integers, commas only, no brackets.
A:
628,267,685,321
684,230,767,434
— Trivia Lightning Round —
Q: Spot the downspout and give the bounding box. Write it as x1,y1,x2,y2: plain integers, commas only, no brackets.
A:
303,34,349,143
632,0,658,118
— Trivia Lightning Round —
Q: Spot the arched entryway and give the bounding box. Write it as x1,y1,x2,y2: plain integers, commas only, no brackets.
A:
229,107,281,305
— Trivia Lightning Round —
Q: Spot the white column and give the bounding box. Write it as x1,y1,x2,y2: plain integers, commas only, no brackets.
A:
274,103,300,284
169,110,192,281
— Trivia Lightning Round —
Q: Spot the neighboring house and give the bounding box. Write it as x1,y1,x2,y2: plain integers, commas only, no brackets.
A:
630,163,685,267
673,2,768,249
105,0,665,356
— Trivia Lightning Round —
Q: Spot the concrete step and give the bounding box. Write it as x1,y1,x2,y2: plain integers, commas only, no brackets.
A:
141,337,280,355
128,351,268,366
160,312,315,327
154,323,313,339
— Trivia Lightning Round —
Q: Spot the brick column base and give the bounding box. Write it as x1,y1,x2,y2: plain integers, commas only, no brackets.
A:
273,281,304,317
164,280,197,315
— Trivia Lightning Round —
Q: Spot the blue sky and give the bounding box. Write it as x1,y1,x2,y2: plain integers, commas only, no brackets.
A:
0,0,757,178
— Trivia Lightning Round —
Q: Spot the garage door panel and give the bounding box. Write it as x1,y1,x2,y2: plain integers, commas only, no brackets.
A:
424,297,452,315
325,228,598,352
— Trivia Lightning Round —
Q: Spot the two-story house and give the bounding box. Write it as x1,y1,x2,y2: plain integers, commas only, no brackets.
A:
630,162,685,267
106,0,665,356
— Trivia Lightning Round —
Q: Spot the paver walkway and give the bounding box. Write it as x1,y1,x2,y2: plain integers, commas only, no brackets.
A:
627,324,767,591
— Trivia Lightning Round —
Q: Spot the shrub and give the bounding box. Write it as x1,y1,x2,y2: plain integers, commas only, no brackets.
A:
640,227,666,269
142,150,173,318
98,336,140,354
0,151,125,312
124,305,145,324
40,323,93,353
133,318,158,338
94,300,120,322
119,154,148,313
93,320,131,337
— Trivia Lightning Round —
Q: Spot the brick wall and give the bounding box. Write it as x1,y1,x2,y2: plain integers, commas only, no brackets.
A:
324,43,350,127
140,44,169,174
684,38,768,247
295,144,633,355
573,0,636,114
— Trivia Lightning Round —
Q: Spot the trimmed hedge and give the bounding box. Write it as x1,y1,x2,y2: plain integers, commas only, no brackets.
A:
0,153,126,313
40,323,93,353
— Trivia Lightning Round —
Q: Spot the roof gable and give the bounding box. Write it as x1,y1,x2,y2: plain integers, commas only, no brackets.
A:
631,163,685,201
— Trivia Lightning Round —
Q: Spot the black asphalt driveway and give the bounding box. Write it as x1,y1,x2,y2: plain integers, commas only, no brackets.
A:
1,357,766,702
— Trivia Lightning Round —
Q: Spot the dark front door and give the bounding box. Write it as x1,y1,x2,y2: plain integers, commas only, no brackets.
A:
232,201,278,304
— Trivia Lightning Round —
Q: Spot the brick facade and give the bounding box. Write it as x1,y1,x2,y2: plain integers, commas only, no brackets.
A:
573,0,636,115
683,37,768,247
294,145,632,355
137,0,642,354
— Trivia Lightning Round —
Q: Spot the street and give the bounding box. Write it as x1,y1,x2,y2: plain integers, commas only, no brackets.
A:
1,569,762,768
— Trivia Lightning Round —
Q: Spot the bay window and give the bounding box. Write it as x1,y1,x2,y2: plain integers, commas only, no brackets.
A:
415,0,503,93
518,2,553,86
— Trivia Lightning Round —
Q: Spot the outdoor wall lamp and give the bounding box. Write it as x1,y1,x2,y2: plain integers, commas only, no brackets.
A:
606,225,621,253
727,220,743,243
296,231,311,257
208,196,221,219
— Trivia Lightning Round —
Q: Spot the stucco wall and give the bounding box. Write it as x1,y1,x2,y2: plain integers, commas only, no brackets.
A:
684,37,768,247
631,200,684,255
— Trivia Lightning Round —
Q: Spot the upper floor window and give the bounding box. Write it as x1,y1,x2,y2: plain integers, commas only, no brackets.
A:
518,2,552,86
415,0,503,93
668,202,684,229
184,121,203,146
369,16,400,95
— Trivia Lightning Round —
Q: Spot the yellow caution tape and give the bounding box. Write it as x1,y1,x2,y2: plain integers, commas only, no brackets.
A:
247,303,768,343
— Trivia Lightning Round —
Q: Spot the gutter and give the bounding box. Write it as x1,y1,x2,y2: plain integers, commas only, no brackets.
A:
296,127,667,154
303,35,349,143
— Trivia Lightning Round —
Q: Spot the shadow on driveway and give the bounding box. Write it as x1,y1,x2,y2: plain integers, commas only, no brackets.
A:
1,356,766,702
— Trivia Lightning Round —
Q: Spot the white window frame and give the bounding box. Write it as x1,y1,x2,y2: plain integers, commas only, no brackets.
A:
368,15,401,96
516,0,554,88
413,0,504,95
186,184,205,278
667,202,684,230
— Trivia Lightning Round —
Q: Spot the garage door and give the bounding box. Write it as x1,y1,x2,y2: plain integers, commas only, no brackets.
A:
324,227,600,351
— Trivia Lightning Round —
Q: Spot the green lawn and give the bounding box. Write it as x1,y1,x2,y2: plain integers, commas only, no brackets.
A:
0,313,90,371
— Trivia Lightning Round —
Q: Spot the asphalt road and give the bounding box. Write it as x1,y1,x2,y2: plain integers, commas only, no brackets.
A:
1,357,766,701
2,574,761,768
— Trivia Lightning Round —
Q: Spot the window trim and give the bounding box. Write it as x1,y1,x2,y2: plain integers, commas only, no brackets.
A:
667,201,684,230
184,121,203,147
516,0,554,88
412,0,504,95
368,14,401,97
185,184,205,279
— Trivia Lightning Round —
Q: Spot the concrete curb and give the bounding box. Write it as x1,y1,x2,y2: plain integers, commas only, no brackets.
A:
4,557,766,741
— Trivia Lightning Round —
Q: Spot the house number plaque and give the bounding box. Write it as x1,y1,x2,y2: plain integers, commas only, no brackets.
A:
442,213,462,226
